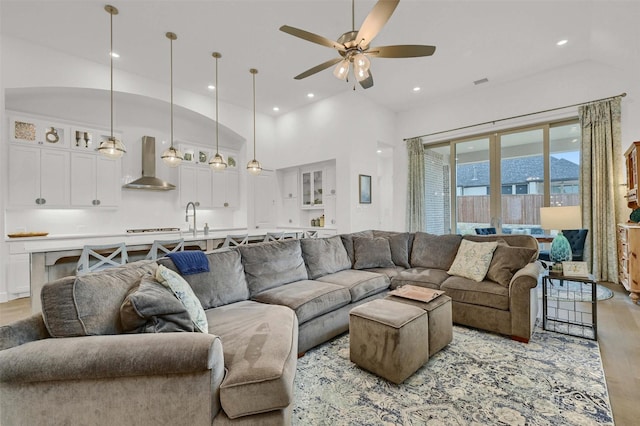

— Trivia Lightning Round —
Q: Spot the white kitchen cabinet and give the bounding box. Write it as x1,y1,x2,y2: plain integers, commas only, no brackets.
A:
254,171,276,229
282,170,299,199
7,253,30,295
180,165,212,208
9,145,70,207
301,168,324,208
212,171,240,209
282,197,300,226
71,153,121,207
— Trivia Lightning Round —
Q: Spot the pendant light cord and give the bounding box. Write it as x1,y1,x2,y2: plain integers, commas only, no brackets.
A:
252,70,256,160
352,0,355,31
215,54,219,154
170,36,174,150
109,9,114,139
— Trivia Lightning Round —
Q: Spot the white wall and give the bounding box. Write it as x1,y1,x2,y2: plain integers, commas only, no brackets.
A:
394,59,640,231
274,91,396,233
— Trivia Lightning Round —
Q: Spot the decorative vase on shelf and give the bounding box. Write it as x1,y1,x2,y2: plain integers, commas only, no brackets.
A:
549,232,572,263
630,208,640,223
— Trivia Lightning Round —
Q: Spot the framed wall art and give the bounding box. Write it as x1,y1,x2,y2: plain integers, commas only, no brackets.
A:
359,174,371,204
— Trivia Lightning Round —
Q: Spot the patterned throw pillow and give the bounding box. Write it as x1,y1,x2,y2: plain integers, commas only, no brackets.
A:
447,239,498,282
155,265,208,333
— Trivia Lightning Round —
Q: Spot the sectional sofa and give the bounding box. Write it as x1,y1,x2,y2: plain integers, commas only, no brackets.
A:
0,230,541,425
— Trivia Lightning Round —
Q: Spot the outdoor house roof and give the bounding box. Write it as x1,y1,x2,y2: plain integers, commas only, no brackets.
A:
457,156,579,187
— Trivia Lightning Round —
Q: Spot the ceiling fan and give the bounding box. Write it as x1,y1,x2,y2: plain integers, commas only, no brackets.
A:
279,0,436,89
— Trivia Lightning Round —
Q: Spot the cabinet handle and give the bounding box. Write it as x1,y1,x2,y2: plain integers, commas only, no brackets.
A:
289,193,292,198
331,189,336,195
35,198,46,205
92,200,101,206
224,202,229,207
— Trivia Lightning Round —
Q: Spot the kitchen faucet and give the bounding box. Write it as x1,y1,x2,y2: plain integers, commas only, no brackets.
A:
185,201,197,237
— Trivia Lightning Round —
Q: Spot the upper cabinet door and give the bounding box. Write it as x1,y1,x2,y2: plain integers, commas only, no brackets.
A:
95,156,121,207
70,152,96,206
40,150,70,206
9,145,41,206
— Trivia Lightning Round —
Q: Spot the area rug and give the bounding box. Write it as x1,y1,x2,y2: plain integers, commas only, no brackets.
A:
293,326,613,425
539,281,614,302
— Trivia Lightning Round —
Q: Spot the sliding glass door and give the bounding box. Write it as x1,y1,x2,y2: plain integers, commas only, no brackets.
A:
424,120,580,235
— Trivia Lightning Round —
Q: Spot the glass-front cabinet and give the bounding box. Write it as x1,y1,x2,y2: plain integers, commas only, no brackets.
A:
302,169,323,208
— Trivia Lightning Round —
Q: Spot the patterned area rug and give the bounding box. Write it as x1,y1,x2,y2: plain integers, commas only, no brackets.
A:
293,326,613,425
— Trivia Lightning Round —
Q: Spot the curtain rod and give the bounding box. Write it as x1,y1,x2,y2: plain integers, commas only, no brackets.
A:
404,92,627,141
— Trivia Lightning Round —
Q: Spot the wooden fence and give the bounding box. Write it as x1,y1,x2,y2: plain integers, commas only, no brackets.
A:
457,194,580,225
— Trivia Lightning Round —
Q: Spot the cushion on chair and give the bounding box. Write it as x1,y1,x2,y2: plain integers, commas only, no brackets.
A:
41,260,158,337
120,274,196,333
339,230,374,265
352,237,395,269
158,249,250,310
441,276,509,310
300,236,351,279
316,269,390,302
411,232,463,270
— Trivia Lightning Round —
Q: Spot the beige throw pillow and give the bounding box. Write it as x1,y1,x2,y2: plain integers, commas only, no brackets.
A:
447,239,498,282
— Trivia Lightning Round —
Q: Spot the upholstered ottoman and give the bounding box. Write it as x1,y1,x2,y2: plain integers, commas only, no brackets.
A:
385,293,453,357
349,298,429,384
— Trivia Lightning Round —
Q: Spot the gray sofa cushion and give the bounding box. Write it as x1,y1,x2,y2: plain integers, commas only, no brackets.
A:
390,267,451,290
411,232,462,270
206,301,298,419
316,269,390,302
239,240,308,296
353,237,395,269
252,280,351,324
363,266,406,279
158,249,249,309
339,230,374,264
486,243,538,287
120,275,195,333
300,236,351,279
440,275,509,310
372,231,413,268
41,260,158,337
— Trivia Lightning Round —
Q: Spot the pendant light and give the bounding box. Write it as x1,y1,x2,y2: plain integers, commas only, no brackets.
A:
98,5,126,159
246,68,262,175
161,32,183,167
208,52,227,171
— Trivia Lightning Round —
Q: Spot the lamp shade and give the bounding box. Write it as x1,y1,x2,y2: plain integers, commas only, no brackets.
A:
540,206,582,231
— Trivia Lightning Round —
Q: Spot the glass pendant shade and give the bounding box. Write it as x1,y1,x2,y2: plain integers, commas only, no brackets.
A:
247,158,262,175
549,232,573,263
353,53,371,82
209,153,227,171
101,5,126,159
246,68,262,176
209,52,227,172
161,146,183,168
333,59,350,80
98,137,126,159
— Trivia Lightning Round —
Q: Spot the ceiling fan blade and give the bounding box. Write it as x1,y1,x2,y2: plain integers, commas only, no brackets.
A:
280,25,345,51
368,44,436,58
355,0,400,48
294,57,343,80
359,71,374,89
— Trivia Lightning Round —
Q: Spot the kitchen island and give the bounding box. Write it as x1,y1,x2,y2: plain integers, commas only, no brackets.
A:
7,227,334,313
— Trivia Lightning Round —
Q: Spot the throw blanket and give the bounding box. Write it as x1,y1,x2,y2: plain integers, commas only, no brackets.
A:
167,251,210,275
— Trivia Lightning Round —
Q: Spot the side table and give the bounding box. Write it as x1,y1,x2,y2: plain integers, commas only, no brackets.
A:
542,272,597,340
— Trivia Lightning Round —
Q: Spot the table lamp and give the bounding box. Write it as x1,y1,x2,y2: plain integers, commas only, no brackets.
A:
539,205,582,264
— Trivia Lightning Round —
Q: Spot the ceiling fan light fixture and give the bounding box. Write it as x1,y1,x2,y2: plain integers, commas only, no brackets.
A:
353,53,370,71
333,59,350,80
99,5,126,159
355,65,370,82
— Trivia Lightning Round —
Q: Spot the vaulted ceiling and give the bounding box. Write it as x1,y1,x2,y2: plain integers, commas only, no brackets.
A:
2,1,637,115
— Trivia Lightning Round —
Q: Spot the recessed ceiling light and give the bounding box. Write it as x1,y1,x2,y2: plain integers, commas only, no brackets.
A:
556,39,568,46
572,138,578,143
207,85,215,90
110,52,120,58
273,106,280,112
307,93,315,98
412,87,421,92
376,149,382,153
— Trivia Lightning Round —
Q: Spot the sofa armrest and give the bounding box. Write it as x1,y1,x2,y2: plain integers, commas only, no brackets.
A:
508,262,543,342
0,332,223,384
0,314,50,351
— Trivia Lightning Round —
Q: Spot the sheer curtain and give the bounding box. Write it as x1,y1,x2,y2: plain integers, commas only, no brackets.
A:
579,97,622,282
406,138,425,232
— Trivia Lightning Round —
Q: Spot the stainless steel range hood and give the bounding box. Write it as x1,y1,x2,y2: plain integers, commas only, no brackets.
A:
123,136,176,191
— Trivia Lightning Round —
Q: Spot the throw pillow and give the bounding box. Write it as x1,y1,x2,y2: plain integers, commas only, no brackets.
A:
386,232,412,268
120,275,195,333
411,232,463,270
339,230,374,265
486,243,537,287
352,237,395,270
300,236,352,279
447,239,498,282
155,265,208,333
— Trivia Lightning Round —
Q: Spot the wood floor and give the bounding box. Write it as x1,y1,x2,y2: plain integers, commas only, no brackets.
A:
1,284,639,425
